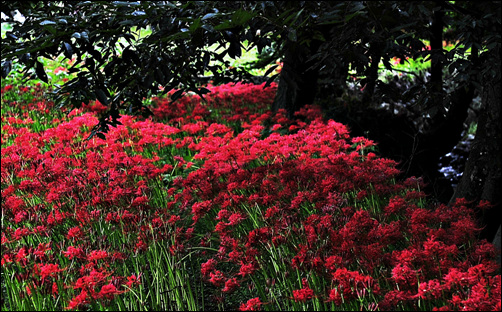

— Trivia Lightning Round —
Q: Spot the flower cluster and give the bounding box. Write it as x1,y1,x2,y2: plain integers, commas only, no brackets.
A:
2,80,500,311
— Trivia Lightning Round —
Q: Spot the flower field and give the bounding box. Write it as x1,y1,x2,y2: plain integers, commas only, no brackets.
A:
1,77,500,311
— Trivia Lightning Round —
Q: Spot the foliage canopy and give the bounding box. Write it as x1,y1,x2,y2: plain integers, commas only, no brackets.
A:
1,1,500,137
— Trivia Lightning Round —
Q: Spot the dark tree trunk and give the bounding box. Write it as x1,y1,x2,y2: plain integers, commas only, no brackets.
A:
362,47,382,104
410,82,474,202
272,40,319,118
430,7,445,109
399,5,472,203
450,46,502,243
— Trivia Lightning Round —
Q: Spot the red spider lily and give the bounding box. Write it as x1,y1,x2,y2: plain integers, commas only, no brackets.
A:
34,263,62,281
239,297,263,311
201,258,218,277
209,270,226,287
222,277,240,293
124,274,141,288
97,283,124,300
63,245,84,260
292,287,315,302
52,282,58,298
66,290,89,310
86,250,108,262
238,261,257,277
2,81,500,311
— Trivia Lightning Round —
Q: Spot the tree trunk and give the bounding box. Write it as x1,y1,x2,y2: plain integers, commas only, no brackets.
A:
450,46,502,243
429,7,445,110
362,49,382,104
272,40,319,118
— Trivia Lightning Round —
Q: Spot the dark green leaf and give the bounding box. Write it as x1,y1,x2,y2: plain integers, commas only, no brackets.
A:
80,32,89,41
141,107,153,118
132,11,146,16
288,29,297,42
263,65,278,77
199,87,211,94
382,59,393,71
231,9,254,25
201,24,215,32
95,89,108,105
2,60,12,78
119,20,134,26
85,58,96,72
214,21,233,31
264,73,279,88
63,42,73,59
35,60,48,83
170,89,184,102
40,20,56,26
123,48,141,67
203,52,211,70
96,132,106,140
190,18,202,32
202,13,216,21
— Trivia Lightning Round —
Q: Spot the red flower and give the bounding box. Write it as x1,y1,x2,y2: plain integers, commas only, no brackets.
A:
292,287,315,302
98,283,123,300
238,261,256,277
66,290,88,310
328,288,343,305
34,242,51,258
239,297,263,311
384,196,407,215
63,246,84,260
38,263,62,280
125,274,141,288
52,282,59,297
87,250,108,262
417,279,444,299
201,258,217,276
67,226,85,241
222,278,240,293
391,263,420,286
209,270,225,287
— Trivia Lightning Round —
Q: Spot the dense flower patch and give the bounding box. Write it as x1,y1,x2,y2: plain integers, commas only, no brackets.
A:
1,81,500,311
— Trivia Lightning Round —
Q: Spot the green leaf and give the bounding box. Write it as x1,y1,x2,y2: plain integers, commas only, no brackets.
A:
190,18,202,32
288,29,297,42
35,60,48,83
170,89,184,102
40,20,57,26
1,60,12,79
214,21,233,31
231,9,254,25
202,13,216,21
198,87,211,95
132,11,146,17
264,73,279,88
96,132,106,140
119,20,134,26
80,31,89,41
62,42,73,59
263,65,278,77
95,89,109,105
